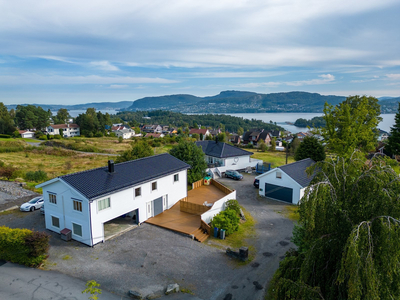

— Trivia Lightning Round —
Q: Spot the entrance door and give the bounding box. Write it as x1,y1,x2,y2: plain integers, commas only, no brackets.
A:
163,195,168,210
146,201,153,219
153,197,163,217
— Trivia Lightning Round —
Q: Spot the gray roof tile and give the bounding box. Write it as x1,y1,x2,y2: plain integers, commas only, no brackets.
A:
279,158,315,187
196,140,253,158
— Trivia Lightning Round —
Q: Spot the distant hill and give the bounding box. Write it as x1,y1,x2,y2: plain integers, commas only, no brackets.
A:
126,91,347,113
6,101,133,111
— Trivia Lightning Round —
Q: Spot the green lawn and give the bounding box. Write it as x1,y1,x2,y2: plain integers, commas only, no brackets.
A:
251,149,295,167
0,137,38,143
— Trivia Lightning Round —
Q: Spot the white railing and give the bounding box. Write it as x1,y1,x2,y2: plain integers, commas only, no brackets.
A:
214,167,222,178
200,190,237,224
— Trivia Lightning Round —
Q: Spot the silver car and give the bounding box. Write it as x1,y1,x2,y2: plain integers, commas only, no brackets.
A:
20,196,44,212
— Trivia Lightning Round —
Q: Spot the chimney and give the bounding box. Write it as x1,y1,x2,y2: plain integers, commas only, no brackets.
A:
108,160,115,173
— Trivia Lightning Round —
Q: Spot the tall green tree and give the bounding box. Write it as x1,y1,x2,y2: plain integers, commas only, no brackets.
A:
116,140,153,163
386,102,400,156
321,95,381,156
294,136,325,162
53,108,70,124
0,103,16,134
269,153,400,300
169,140,207,184
15,105,50,130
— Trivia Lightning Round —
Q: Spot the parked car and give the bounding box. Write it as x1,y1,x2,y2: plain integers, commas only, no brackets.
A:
20,196,44,212
224,170,243,180
254,178,259,188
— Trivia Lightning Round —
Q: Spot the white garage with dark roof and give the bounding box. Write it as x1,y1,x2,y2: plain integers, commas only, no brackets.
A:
255,158,315,204
37,153,190,246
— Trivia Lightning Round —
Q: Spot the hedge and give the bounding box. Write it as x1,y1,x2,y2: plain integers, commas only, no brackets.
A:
0,226,50,267
0,134,11,138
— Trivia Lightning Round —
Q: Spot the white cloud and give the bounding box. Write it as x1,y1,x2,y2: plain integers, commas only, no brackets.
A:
386,74,400,80
109,84,128,89
90,61,119,71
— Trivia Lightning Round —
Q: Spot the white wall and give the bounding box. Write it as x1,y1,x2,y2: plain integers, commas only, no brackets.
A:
257,169,302,204
201,190,236,224
90,169,188,245
213,155,262,173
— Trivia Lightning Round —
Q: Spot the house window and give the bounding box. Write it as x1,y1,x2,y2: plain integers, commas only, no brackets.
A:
152,182,157,191
49,193,57,204
98,197,110,211
135,187,141,197
73,200,82,212
72,223,82,237
276,171,282,179
174,174,179,182
52,216,60,228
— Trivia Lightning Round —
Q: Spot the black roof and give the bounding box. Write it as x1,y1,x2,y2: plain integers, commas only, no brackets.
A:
279,158,315,187
60,153,190,200
196,140,253,158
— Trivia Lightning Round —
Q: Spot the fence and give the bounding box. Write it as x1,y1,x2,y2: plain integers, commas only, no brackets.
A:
192,179,204,190
180,201,210,215
211,179,234,194
201,189,237,224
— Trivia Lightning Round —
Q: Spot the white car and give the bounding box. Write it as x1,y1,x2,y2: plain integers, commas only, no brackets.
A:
20,196,44,212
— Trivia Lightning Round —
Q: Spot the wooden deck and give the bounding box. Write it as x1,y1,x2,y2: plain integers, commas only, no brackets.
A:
145,184,226,239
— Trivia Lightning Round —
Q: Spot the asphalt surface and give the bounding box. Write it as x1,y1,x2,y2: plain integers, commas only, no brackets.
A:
0,173,295,300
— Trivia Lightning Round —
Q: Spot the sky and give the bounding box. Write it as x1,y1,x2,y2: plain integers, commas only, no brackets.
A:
1,0,400,105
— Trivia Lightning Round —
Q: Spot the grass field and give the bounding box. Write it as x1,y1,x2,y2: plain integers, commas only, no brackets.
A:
251,149,295,167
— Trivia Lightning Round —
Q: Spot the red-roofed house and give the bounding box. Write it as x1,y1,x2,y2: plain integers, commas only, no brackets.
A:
47,124,80,137
145,133,164,138
189,128,210,140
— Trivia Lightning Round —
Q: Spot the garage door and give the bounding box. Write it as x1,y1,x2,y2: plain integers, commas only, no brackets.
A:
153,197,163,216
265,183,293,203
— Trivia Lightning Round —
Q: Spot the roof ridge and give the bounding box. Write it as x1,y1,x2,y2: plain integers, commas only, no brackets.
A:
280,158,314,168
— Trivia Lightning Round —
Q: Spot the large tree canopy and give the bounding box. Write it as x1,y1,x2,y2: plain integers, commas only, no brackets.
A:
53,108,70,124
294,136,325,162
321,95,381,156
116,140,153,163
0,102,16,134
269,153,400,300
15,105,50,130
169,140,207,184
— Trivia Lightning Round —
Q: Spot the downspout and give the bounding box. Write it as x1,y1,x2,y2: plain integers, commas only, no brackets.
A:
89,200,94,247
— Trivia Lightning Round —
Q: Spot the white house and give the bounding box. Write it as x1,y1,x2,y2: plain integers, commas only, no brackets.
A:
189,128,210,140
47,124,80,137
196,140,263,176
36,153,190,246
114,128,135,139
18,130,35,138
255,158,315,204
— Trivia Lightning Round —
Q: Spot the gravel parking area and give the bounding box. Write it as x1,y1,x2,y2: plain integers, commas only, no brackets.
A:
0,173,295,300
0,180,40,211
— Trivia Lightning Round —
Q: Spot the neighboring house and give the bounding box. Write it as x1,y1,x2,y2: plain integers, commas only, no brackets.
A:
296,132,308,140
145,133,164,138
255,158,315,204
18,130,35,138
189,128,210,140
111,125,130,131
242,129,271,146
196,140,263,175
170,128,178,134
378,129,389,141
268,130,281,138
36,154,190,246
47,124,80,137
142,124,162,133
114,128,135,139
228,134,241,145
209,129,221,137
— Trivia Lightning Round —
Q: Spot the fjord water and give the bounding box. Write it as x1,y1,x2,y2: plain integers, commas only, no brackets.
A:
227,113,396,133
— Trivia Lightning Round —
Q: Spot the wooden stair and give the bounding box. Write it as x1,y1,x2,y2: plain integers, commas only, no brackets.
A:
192,228,209,243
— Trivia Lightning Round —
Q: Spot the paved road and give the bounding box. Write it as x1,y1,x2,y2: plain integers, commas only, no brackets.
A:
0,262,124,300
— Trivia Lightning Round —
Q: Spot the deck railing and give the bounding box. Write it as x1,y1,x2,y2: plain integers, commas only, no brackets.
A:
192,179,204,190
180,201,210,215
180,196,188,202
211,179,234,195
201,219,211,235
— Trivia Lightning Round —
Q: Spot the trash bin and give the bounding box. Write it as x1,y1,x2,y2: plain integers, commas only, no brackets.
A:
214,227,219,238
60,228,72,241
220,229,226,240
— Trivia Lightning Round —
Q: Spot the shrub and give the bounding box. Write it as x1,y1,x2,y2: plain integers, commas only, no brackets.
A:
34,131,43,138
225,199,241,215
13,130,21,138
25,170,48,182
0,226,49,267
109,132,116,137
39,135,48,140
53,134,62,139
0,134,11,138
211,208,240,235
0,165,18,180
118,136,123,143
246,144,254,149
94,132,103,137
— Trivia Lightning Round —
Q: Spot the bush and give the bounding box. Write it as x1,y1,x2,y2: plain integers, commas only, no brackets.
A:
246,144,254,149
25,170,48,182
0,226,49,267
34,131,43,138
53,134,62,139
94,132,103,137
0,165,18,180
0,134,11,138
225,199,241,215
39,135,48,140
211,208,240,235
118,136,123,143
109,132,116,137
13,130,21,138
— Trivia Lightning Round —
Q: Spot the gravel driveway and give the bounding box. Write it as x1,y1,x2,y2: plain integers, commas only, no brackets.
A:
0,173,295,300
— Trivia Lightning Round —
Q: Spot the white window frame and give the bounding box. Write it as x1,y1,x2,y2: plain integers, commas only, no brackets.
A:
135,187,141,197
98,197,111,211
73,199,82,212
151,181,157,191
49,193,57,204
72,222,82,237
51,216,60,228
